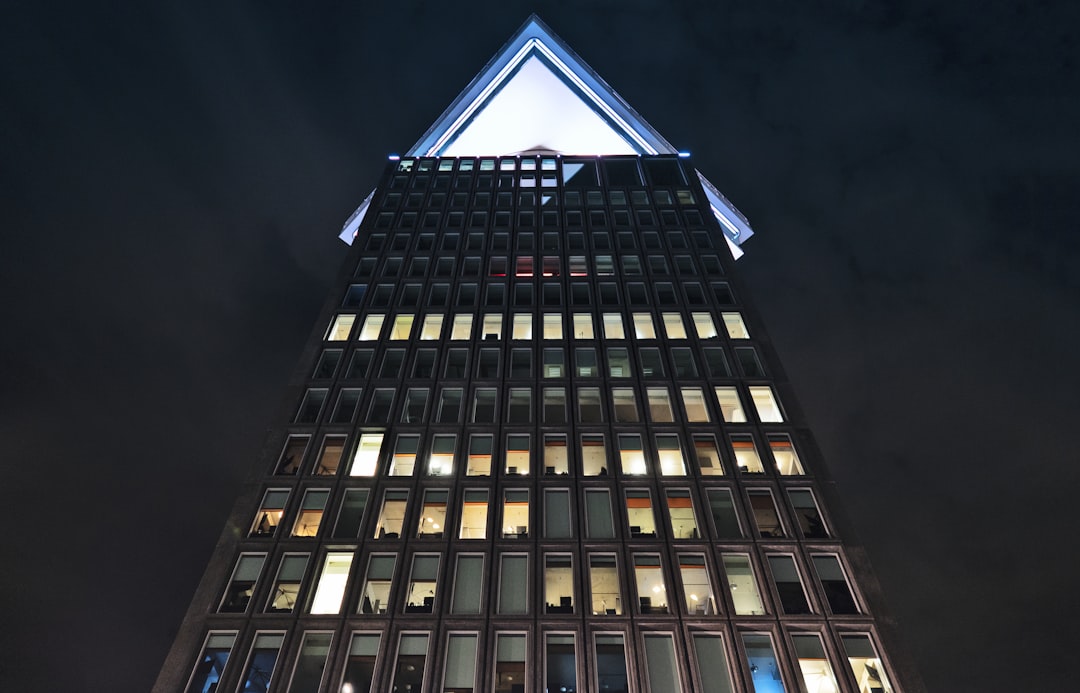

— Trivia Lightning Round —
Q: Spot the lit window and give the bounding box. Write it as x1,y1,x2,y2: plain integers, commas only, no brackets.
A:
723,555,765,615
575,436,607,478
793,635,841,693
842,635,896,693
647,387,674,422
292,490,329,537
238,634,284,692
679,387,710,423
662,312,687,339
389,314,413,339
545,635,578,693
544,554,575,613
572,313,594,339
812,555,860,614
498,554,528,614
373,490,407,539
511,313,532,339
289,632,333,692
467,435,492,476
625,489,655,536
505,434,530,476
769,434,804,475
749,386,784,422
633,313,656,338
601,313,625,339
349,433,383,476
358,555,395,614
341,634,380,692
742,635,784,692
543,434,568,475
310,552,353,614
404,555,440,613
389,435,419,476
721,312,750,339
184,633,235,693
666,489,699,539
543,313,562,339
419,314,443,340
481,313,502,340
612,387,640,422
220,554,266,612
266,554,308,613
693,435,725,476
691,311,718,339
618,434,647,475
357,314,385,341
714,386,747,422
656,434,687,476
731,434,764,473
515,256,534,276
767,555,811,615
459,490,489,539
451,314,473,340
326,314,356,341
428,434,455,476
416,490,448,538
390,634,429,691
679,554,716,615
589,556,622,615
633,554,669,613
250,490,288,537
502,490,529,539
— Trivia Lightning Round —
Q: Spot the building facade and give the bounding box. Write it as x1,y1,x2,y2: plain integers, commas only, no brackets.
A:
156,17,914,693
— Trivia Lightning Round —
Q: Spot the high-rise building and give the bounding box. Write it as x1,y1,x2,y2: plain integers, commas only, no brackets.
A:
156,16,917,693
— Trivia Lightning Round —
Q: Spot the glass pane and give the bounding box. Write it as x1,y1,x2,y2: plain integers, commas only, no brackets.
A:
723,555,764,615
691,634,735,693
289,632,332,692
342,634,380,693
498,555,528,614
589,555,622,615
545,635,577,693
239,633,284,693
742,634,787,693
494,634,526,693
443,634,478,691
595,634,630,693
842,635,895,693
643,635,682,693
793,634,840,693
310,553,353,614
451,556,484,614
392,634,428,692
185,633,235,693
585,490,615,539
680,555,716,615
634,554,668,613
544,490,572,538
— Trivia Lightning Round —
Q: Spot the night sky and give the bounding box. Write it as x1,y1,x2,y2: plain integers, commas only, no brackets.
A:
2,2,1078,690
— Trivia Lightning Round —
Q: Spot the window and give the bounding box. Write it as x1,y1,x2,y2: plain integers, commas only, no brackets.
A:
347,349,374,378
389,314,414,340
292,490,329,537
607,347,631,377
666,488,699,538
266,554,308,613
184,632,235,693
331,388,362,423
543,348,565,377
633,554,669,613
618,434,647,475
250,489,288,537
577,387,604,423
401,388,429,423
735,346,765,376
419,314,443,340
742,635,786,693
295,388,327,423
691,312,719,339
679,554,716,615
502,490,529,538
690,634,736,693
585,489,615,538
722,555,765,615
507,387,531,423
748,490,784,538
471,388,497,423
643,634,683,692
220,554,266,613
505,434,531,476
767,555,811,614
707,489,743,538
310,552,353,614
494,634,527,693
677,387,709,423
543,434,568,475
703,347,730,377
789,489,829,538
813,555,860,614
451,314,473,340
639,347,665,376
275,435,308,475
543,489,572,538
601,313,625,339
405,555,440,613
427,434,455,476
693,435,725,476
544,554,575,613
358,555,395,614
357,314,385,340
647,387,675,422
545,635,577,693
572,313,594,339
542,283,562,306
435,388,464,423
721,312,749,339
625,489,656,536
731,435,764,473
238,633,284,693
656,434,687,476
467,435,492,476
587,555,622,616
390,634,429,691
662,312,687,339
575,347,598,377
671,347,698,377
459,490,488,539
313,348,342,378
331,489,369,539
289,632,333,692
580,434,608,476
543,387,567,424
632,312,656,338
442,634,479,692
389,435,419,476
511,313,532,339
769,434,805,475
749,386,784,422
612,388,640,422
374,490,407,539
349,433,383,476
542,313,562,339
497,554,528,614
326,314,356,341
341,633,380,693
366,389,394,423
378,349,405,379
416,490,448,538
315,435,346,476
714,387,747,422
842,634,896,693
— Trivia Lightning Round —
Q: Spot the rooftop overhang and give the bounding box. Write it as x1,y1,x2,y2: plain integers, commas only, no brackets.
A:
342,14,754,257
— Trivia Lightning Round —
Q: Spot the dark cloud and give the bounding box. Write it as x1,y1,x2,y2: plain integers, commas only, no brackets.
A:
1,1,1077,690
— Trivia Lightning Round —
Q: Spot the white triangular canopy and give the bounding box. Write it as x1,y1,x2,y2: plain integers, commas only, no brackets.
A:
342,15,754,256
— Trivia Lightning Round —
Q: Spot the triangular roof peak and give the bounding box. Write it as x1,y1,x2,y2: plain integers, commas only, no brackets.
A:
342,15,754,252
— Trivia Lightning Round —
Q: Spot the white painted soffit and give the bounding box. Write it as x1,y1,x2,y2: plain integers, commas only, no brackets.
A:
341,15,754,250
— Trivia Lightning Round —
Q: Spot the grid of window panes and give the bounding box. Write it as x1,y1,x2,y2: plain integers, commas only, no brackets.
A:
180,156,899,693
